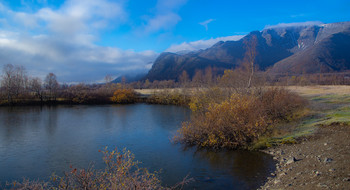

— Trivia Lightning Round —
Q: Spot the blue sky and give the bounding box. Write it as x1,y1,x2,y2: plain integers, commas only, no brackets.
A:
0,0,349,82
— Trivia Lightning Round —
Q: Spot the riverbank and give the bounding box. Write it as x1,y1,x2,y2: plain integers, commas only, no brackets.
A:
259,85,350,189
260,123,350,189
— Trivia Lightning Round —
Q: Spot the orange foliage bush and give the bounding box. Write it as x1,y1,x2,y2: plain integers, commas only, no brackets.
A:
174,88,307,149
111,89,137,104
4,148,192,189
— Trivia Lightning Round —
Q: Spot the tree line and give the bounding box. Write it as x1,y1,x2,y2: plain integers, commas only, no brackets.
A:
0,64,59,105
0,64,123,105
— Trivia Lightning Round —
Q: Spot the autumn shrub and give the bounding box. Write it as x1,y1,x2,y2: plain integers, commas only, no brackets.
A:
174,88,307,149
112,89,137,104
147,90,190,105
52,148,163,189
59,84,113,104
258,87,308,121
175,94,270,149
4,148,191,190
188,87,230,114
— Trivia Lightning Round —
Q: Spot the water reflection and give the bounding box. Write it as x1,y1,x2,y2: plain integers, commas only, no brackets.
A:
191,149,275,189
46,106,58,136
0,104,274,189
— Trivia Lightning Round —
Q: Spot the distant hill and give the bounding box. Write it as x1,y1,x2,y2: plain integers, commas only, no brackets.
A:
112,73,147,83
269,31,350,74
145,21,350,81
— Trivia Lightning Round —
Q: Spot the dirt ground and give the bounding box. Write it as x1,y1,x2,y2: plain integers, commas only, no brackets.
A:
259,123,350,190
259,85,350,190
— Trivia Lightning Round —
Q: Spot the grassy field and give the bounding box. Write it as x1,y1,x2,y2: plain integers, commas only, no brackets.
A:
258,85,350,148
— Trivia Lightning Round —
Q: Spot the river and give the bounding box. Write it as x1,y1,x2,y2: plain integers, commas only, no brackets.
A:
0,104,274,189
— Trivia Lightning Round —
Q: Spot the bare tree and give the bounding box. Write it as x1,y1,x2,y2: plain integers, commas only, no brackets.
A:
44,73,59,101
29,77,44,103
104,74,113,84
143,79,151,89
1,64,27,103
204,67,214,86
192,70,204,87
243,35,258,88
179,70,190,86
121,76,127,89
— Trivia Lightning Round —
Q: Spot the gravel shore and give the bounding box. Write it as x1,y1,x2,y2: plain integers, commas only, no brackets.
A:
259,123,350,190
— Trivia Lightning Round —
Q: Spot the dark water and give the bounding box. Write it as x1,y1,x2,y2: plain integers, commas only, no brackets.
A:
0,104,275,189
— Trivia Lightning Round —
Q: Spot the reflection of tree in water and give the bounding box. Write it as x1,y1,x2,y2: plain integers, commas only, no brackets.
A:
0,106,42,140
46,106,58,136
192,149,275,189
148,105,190,131
112,105,133,128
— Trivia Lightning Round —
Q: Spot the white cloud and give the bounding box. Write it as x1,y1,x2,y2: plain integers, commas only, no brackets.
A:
139,0,187,34
0,0,159,83
143,13,181,33
264,21,323,29
0,31,159,82
165,35,245,53
199,19,215,31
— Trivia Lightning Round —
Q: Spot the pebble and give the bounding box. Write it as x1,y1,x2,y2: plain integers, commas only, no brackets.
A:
317,183,328,188
324,158,333,164
343,177,350,182
286,157,296,165
315,171,321,176
278,172,287,177
274,179,281,184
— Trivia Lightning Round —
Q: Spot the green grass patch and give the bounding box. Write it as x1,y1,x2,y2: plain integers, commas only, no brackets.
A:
323,105,350,125
311,94,350,104
252,94,350,150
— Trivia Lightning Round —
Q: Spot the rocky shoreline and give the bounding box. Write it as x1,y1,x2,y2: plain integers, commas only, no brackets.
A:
259,124,350,189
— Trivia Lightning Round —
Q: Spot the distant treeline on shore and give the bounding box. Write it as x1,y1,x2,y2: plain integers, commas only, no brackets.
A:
1,63,350,106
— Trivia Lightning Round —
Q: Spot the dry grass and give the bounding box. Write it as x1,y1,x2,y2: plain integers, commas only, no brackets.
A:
137,86,350,98
285,85,350,97
135,88,184,96
254,85,350,149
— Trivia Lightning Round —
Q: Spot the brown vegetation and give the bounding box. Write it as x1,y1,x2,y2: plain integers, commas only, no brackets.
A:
3,148,191,190
111,89,138,104
174,88,307,149
147,89,190,105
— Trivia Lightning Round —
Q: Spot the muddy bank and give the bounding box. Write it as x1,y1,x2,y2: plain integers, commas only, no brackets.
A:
259,124,350,189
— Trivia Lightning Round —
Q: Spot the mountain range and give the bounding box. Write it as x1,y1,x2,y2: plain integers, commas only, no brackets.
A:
144,21,350,81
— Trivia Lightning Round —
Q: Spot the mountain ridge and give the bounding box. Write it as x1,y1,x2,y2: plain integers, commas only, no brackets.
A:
145,21,350,81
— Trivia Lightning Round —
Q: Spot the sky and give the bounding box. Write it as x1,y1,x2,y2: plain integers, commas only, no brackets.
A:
0,0,349,83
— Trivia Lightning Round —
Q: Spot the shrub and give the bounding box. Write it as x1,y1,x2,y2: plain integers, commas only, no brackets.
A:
258,87,308,121
174,88,307,149
175,94,270,149
188,87,230,114
147,90,190,106
112,89,137,104
4,148,191,189
53,148,163,189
